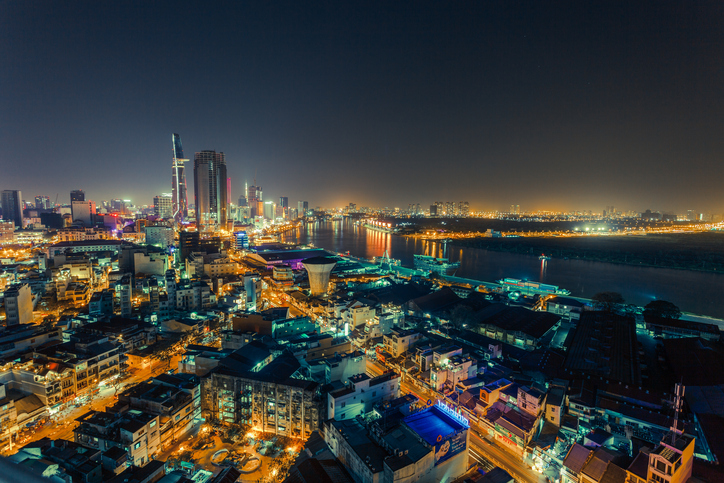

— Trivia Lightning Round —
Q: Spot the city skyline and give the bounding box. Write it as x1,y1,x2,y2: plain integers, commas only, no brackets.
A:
2,2,723,212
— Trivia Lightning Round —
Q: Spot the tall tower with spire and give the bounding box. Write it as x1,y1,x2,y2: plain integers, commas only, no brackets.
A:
171,133,189,221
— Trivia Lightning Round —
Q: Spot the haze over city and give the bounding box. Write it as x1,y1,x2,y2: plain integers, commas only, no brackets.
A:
2,1,723,212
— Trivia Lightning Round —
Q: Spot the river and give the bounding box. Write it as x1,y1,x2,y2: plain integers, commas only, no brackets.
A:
280,220,724,319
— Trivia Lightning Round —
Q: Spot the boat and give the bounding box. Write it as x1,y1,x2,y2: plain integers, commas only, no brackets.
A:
414,254,460,274
539,254,551,260
497,278,571,295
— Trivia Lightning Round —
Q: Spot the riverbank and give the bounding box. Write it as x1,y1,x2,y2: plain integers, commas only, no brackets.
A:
450,232,724,273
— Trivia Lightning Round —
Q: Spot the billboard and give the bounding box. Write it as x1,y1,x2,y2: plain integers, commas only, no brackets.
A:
434,431,466,466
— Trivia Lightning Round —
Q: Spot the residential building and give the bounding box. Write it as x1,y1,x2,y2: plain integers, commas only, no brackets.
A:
37,333,123,396
203,346,320,438
328,372,399,421
175,280,214,311
117,275,132,317
429,349,477,393
0,220,14,243
74,409,160,467
7,438,103,482
3,283,33,325
645,432,695,483
117,373,201,450
63,282,92,307
0,324,62,359
89,289,114,316
383,328,423,358
145,225,174,250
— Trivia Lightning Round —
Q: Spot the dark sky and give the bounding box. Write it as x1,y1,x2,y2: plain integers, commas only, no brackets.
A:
2,1,723,213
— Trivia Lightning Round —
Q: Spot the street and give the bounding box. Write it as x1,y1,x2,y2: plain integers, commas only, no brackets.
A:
18,354,182,448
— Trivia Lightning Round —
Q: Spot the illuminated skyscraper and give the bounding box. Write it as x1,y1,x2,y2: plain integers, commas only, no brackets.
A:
194,150,228,231
171,133,189,221
247,184,262,217
35,196,50,210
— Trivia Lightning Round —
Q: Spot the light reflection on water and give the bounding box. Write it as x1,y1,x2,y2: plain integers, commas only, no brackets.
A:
281,220,724,318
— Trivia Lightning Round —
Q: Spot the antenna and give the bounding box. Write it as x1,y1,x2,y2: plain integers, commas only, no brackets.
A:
671,381,685,444
254,168,257,186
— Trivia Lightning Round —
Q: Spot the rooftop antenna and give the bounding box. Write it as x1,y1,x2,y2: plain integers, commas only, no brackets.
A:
671,380,685,444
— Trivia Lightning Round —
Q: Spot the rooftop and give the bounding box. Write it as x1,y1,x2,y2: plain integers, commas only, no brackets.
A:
403,404,467,447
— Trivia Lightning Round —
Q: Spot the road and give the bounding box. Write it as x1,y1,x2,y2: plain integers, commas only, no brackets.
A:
365,359,545,483
16,355,182,449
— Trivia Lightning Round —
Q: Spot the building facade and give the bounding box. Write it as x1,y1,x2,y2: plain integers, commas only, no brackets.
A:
194,150,227,231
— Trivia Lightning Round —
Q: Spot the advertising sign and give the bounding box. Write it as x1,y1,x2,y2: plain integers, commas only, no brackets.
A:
434,431,466,466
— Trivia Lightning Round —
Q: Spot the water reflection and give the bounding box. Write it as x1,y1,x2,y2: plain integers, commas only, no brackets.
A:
280,219,724,318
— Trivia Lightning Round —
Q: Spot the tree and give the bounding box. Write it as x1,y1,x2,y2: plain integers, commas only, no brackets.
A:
592,292,625,312
449,305,475,330
644,300,682,320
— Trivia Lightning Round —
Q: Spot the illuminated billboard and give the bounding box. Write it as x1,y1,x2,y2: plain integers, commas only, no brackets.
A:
434,431,466,466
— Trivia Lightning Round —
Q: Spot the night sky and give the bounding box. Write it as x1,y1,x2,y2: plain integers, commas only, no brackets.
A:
2,1,723,212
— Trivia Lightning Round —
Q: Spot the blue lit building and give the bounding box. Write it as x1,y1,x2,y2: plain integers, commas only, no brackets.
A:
234,231,249,250
324,401,469,483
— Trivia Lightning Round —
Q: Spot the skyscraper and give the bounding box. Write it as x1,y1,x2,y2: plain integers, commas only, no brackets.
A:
194,150,228,231
1,190,23,227
35,196,50,210
154,194,173,219
247,184,262,217
70,190,85,222
70,190,85,203
172,133,189,221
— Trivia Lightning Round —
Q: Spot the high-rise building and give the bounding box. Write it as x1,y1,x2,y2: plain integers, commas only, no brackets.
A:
238,195,248,207
70,190,85,203
35,196,50,210
194,150,228,231
263,201,275,220
298,201,308,217
1,190,23,227
247,185,262,217
154,194,173,219
146,225,174,249
117,275,132,317
71,201,96,226
279,197,289,219
459,201,469,217
179,230,200,264
172,133,189,221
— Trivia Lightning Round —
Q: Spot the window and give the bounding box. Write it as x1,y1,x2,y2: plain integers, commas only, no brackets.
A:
150,420,157,428
134,442,141,450
341,402,346,408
